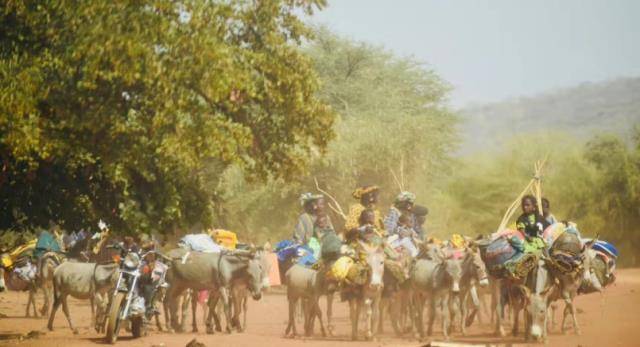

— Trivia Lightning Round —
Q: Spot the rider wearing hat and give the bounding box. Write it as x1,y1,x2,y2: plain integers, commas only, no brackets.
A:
293,193,331,245
344,185,384,240
384,191,416,236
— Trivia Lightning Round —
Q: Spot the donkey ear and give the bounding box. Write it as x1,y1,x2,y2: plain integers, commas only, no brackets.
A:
582,236,598,252
540,284,554,297
516,285,532,299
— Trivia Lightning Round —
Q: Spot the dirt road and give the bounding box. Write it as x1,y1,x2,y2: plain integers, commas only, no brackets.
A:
1,269,639,347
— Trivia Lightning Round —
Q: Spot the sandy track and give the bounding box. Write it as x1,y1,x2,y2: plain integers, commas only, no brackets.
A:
1,269,639,347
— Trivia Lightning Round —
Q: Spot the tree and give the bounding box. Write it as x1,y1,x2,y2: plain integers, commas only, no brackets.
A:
0,0,334,234
584,130,640,264
219,28,459,240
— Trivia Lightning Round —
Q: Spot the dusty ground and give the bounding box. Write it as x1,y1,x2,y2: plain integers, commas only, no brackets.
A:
1,269,639,347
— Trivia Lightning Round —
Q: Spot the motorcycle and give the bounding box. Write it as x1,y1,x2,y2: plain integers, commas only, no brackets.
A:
104,245,163,343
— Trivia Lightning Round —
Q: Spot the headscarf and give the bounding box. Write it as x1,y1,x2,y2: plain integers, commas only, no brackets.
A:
299,192,323,206
352,185,379,200
394,191,416,204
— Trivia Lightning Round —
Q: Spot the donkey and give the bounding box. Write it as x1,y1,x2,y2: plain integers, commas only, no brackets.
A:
206,249,271,333
47,261,119,334
545,237,597,336
456,246,489,335
36,252,63,317
342,242,385,341
164,249,264,334
411,248,464,340
0,259,40,317
378,248,413,336
284,264,327,338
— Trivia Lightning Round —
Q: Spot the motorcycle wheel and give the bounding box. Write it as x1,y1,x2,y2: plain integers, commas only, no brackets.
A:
131,316,143,338
106,292,126,344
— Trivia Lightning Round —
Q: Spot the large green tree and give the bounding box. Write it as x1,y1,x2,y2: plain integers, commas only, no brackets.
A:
219,28,459,242
0,0,333,234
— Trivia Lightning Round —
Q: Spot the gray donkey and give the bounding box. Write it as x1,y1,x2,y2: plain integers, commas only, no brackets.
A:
164,249,264,333
342,241,385,341
411,246,464,340
284,264,327,338
456,246,489,335
205,249,271,333
545,237,597,337
47,261,119,334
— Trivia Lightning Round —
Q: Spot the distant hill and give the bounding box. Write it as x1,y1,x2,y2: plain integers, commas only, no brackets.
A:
458,77,640,153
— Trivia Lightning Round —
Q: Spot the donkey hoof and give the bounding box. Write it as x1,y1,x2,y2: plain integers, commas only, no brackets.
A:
72,329,80,335
206,327,214,335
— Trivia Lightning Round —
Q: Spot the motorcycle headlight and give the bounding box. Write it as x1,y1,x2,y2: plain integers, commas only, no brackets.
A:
123,253,140,270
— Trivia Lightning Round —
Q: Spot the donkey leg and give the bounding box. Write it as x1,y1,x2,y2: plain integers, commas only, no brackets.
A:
191,291,199,333
47,291,62,331
427,296,436,337
40,284,50,317
285,296,297,337
511,301,520,337
242,296,248,332
349,299,358,341
326,292,334,336
363,298,373,340
220,287,234,333
561,303,568,333
442,295,451,340
377,297,386,334
461,291,469,335
232,292,243,332
414,293,426,339
389,295,402,336
61,295,79,334
205,292,218,334
25,288,32,317
567,296,581,335
314,298,326,337
493,282,506,337
167,285,185,332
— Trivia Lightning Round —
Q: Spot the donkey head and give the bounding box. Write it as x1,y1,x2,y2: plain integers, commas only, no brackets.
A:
465,245,489,287
443,252,463,293
360,241,385,289
528,284,554,341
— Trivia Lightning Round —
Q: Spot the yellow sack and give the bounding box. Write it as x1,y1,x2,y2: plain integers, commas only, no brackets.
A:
2,239,36,269
210,229,237,250
328,256,354,281
451,234,466,249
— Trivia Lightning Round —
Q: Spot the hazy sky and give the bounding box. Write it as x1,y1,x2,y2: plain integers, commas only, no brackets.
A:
311,0,640,107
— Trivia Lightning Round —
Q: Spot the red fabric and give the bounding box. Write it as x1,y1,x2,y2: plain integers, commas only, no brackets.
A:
198,290,209,304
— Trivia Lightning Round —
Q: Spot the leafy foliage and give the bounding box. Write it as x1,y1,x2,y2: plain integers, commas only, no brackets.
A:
0,0,334,234
219,28,459,241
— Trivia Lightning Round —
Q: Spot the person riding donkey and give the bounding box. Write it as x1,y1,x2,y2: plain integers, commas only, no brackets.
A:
293,193,331,246
384,191,417,237
340,209,382,291
516,195,549,256
344,185,384,241
541,198,558,226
